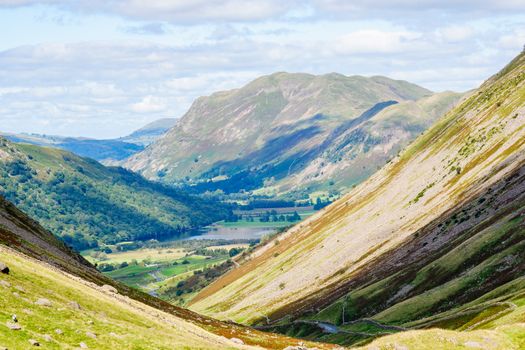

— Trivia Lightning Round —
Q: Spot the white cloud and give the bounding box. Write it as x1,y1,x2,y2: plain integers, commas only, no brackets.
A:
1,0,525,27
131,95,167,113
121,23,168,35
498,29,525,50
0,3,523,138
0,0,298,23
435,25,474,43
334,29,423,54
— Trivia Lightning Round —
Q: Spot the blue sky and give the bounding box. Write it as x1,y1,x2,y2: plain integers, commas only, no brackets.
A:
0,1,524,138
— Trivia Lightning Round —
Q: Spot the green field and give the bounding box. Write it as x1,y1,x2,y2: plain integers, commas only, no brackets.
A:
105,255,228,289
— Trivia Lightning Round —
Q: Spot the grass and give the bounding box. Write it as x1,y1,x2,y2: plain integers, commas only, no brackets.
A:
218,220,295,228
0,247,248,350
105,255,229,289
83,247,187,265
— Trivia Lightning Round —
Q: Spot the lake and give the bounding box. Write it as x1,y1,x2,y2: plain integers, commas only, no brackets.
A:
182,225,276,241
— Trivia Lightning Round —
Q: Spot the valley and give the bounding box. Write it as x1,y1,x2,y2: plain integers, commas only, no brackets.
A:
1,2,524,350
82,204,318,306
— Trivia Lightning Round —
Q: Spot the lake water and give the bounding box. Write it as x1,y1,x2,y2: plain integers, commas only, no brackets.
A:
182,225,276,241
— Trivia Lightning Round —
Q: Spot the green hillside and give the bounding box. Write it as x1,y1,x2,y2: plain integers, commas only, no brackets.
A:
0,139,230,250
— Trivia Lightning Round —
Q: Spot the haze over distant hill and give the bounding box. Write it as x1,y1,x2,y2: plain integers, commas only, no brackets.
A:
121,118,178,146
125,72,462,199
1,118,176,164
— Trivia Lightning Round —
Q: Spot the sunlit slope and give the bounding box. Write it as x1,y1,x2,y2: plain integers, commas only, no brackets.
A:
0,195,339,350
0,246,257,350
191,52,525,324
256,161,525,347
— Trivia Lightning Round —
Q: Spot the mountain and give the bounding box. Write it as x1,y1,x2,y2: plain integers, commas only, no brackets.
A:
121,118,177,146
270,91,463,197
0,195,331,349
0,138,230,250
189,52,525,346
1,118,176,164
125,73,444,198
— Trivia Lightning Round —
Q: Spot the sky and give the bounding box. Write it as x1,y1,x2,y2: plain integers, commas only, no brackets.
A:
0,1,524,139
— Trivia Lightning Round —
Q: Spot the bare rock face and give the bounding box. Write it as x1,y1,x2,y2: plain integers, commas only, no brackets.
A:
79,342,88,349
6,322,21,330
0,280,10,288
229,338,244,345
101,284,118,294
68,301,82,310
28,339,40,346
86,332,97,339
0,262,9,274
35,298,52,307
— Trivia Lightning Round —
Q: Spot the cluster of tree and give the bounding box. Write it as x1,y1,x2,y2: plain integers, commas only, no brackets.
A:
238,199,295,209
0,142,230,250
313,197,332,210
97,259,138,272
259,210,301,222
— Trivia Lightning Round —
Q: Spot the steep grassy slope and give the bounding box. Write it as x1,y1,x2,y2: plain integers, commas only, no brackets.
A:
190,51,525,334
0,138,229,250
258,162,525,347
0,195,336,350
125,73,435,197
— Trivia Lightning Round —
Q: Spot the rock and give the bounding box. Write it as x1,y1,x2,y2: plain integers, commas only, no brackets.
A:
28,339,40,346
0,345,7,350
69,301,82,310
86,331,97,339
6,322,21,330
0,262,9,274
464,341,483,348
35,298,52,306
394,345,409,350
0,280,10,288
101,284,118,294
55,329,63,335
79,342,88,349
43,334,53,342
230,338,244,345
